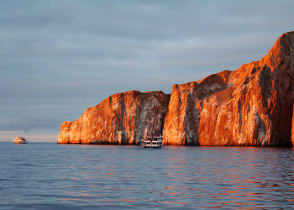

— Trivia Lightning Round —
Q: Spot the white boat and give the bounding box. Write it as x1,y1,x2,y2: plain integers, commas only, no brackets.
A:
13,136,28,144
141,136,162,148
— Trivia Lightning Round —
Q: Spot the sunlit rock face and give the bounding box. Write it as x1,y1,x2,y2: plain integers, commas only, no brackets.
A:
58,90,170,144
163,31,294,146
59,31,294,146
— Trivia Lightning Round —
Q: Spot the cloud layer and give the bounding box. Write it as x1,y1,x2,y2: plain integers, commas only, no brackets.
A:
0,0,293,139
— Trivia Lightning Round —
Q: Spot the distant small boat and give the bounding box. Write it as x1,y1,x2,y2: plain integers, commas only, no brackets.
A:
13,136,28,144
140,136,162,148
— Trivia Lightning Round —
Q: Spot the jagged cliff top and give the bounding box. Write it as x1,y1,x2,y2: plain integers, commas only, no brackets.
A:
104,90,168,99
84,32,294,101
171,31,294,90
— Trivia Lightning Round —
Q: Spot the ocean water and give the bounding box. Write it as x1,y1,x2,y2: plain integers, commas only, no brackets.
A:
1,142,294,209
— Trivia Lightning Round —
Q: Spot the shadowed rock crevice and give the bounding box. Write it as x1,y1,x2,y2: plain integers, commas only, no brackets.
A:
292,104,294,146
254,113,267,146
259,65,272,108
238,99,242,132
183,94,200,146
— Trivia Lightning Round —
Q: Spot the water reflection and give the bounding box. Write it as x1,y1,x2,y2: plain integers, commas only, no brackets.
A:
159,147,294,208
1,143,294,209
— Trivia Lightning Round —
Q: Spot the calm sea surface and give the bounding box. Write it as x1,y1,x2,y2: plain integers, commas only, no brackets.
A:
1,142,294,209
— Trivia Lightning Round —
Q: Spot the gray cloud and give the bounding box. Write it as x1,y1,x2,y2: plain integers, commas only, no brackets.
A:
0,0,293,138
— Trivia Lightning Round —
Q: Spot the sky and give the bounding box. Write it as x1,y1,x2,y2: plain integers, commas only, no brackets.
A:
0,0,293,141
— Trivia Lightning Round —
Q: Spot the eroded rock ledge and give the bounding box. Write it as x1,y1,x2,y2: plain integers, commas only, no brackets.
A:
58,31,294,146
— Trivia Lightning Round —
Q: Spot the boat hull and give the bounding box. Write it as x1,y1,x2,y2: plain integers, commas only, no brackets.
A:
13,141,28,144
140,140,162,149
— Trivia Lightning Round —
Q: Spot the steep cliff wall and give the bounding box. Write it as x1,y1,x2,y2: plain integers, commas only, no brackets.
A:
59,31,294,146
163,31,294,146
58,91,169,144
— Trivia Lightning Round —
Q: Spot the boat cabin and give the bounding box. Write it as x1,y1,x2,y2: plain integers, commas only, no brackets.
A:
141,136,162,148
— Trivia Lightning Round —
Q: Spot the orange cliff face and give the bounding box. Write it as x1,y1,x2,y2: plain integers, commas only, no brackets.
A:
58,31,294,146
164,31,294,146
58,90,170,144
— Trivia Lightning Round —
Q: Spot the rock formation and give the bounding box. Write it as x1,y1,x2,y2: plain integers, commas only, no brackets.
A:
164,31,294,146
58,91,169,144
58,31,294,146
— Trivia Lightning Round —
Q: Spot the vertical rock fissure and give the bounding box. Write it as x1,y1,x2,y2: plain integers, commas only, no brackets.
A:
259,65,272,108
291,103,294,146
238,99,242,132
184,93,199,145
